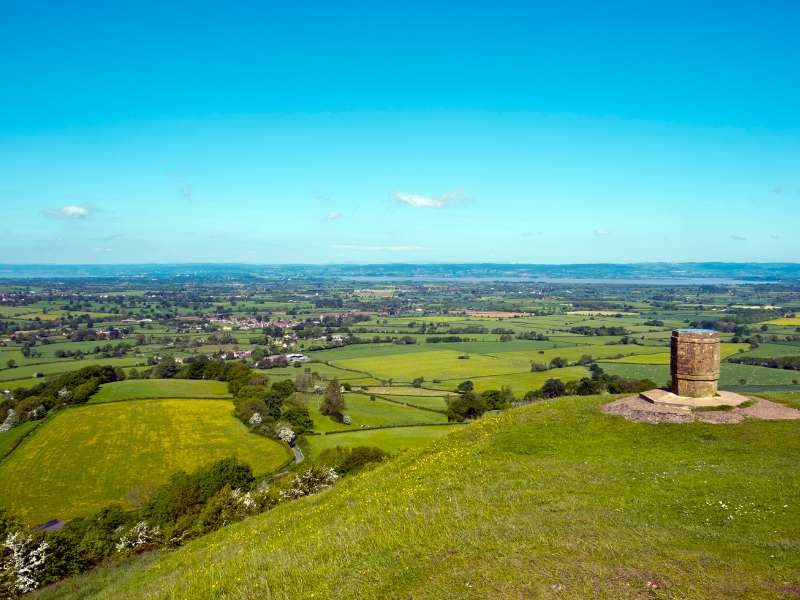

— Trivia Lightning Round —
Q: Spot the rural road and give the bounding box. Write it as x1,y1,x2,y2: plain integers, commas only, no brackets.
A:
291,445,304,464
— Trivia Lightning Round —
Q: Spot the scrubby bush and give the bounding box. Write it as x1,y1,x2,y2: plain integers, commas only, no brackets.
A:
447,392,488,421
316,446,389,476
280,466,338,500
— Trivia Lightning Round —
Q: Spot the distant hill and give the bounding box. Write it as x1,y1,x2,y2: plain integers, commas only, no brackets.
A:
38,395,800,599
2,262,799,281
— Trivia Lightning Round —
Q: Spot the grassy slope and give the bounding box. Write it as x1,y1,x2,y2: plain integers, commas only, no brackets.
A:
90,379,232,402
39,396,800,599
0,420,39,459
0,400,292,524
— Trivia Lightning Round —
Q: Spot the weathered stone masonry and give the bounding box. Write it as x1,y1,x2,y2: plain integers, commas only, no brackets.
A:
670,328,720,398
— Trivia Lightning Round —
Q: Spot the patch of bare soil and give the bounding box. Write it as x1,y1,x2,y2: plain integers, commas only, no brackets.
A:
740,398,800,420
603,396,800,425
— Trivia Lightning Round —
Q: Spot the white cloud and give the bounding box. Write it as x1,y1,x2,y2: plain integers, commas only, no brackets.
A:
45,204,91,219
593,228,610,237
730,234,747,241
326,211,344,221
770,234,781,240
393,189,468,209
91,247,113,253
331,244,427,252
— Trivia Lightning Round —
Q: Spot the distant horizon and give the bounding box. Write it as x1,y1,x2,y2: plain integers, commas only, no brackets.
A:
1,261,800,266
1,261,799,283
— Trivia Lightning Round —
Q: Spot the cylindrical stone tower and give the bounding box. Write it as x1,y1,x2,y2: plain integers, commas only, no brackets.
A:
670,329,720,397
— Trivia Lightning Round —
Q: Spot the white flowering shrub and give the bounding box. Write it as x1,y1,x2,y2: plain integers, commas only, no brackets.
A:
194,485,273,535
115,521,161,555
248,412,263,425
0,532,49,595
276,425,295,445
280,466,338,501
0,409,16,433
342,415,352,425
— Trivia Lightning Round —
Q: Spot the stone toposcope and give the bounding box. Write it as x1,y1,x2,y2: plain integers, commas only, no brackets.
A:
670,328,720,398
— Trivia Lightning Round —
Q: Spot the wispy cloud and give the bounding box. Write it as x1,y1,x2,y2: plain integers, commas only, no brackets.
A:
393,189,469,209
730,234,747,241
593,228,610,237
331,244,427,252
91,247,113,253
326,211,344,221
770,233,781,240
521,231,543,237
44,204,92,219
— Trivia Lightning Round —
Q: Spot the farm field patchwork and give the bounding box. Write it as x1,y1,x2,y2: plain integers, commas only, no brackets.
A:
330,345,661,385
308,393,447,433
0,399,292,524
598,361,800,389
605,342,749,365
366,393,451,412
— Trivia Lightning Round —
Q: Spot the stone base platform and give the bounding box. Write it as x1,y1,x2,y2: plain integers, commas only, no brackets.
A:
603,391,800,424
639,388,751,409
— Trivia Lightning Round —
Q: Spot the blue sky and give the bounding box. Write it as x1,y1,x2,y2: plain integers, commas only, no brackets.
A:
1,0,798,264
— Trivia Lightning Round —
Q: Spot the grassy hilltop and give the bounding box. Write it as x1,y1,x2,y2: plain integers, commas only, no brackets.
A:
37,395,800,600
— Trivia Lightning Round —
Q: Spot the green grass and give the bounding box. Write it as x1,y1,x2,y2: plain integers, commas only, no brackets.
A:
37,396,800,600
0,357,144,382
369,393,451,412
0,399,292,524
305,423,464,454
308,393,447,433
604,343,749,365
90,379,232,403
361,386,450,396
0,421,39,459
599,361,800,388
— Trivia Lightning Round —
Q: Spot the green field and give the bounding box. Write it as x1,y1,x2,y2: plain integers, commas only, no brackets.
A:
368,393,451,412
0,399,292,524
0,357,144,382
362,386,451,396
605,343,749,365
39,396,800,600
0,420,39,459
305,424,464,454
331,345,656,385
599,361,800,388
308,393,447,433
91,379,232,402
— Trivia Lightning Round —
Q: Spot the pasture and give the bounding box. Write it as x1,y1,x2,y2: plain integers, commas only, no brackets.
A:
90,378,232,402
308,393,447,433
304,423,464,454
0,420,39,460
0,399,292,524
